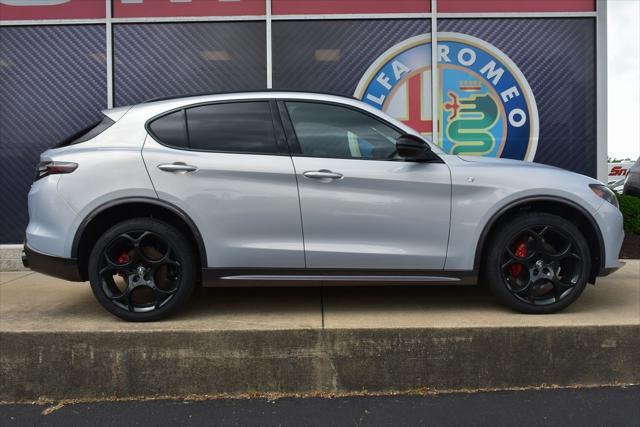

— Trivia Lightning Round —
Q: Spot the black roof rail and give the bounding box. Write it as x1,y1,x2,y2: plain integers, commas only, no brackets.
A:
141,89,359,104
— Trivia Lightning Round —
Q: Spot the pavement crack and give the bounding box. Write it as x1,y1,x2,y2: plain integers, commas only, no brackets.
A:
320,283,325,330
0,272,34,286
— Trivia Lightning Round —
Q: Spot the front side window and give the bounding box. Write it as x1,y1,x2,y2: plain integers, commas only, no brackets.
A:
285,101,401,160
186,101,278,153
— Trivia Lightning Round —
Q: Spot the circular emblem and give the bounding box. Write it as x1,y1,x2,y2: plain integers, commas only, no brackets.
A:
354,33,539,160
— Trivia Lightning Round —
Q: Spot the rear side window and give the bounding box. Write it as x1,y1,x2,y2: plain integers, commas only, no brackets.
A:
149,101,278,153
56,115,115,148
148,110,188,148
186,102,278,153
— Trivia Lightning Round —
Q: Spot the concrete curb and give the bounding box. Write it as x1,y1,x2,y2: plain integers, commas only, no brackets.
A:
0,245,26,272
1,325,638,401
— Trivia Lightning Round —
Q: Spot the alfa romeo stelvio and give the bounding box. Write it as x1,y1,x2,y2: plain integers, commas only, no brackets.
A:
22,92,624,321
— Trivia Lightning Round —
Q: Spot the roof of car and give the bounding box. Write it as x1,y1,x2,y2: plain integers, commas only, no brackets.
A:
142,90,358,104
134,91,376,118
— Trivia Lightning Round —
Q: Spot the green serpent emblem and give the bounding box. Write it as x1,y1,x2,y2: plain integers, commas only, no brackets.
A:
445,92,500,155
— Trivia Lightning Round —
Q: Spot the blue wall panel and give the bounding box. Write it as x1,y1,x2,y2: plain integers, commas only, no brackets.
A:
0,25,106,244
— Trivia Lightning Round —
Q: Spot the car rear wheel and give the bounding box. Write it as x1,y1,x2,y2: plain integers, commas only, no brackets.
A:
88,218,196,321
484,213,591,314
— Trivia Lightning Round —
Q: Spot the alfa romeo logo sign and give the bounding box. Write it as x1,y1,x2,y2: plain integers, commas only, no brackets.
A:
354,33,539,161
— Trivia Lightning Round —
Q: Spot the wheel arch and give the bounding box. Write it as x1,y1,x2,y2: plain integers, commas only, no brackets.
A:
474,196,605,283
72,197,207,281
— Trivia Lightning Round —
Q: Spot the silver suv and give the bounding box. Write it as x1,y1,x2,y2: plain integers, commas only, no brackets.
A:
22,92,624,321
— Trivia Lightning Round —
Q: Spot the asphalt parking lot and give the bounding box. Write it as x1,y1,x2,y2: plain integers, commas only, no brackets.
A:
1,386,638,427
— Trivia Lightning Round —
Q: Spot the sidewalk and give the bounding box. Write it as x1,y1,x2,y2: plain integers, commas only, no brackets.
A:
1,261,638,401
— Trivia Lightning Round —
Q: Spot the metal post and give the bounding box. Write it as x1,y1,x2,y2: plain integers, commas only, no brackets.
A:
431,0,438,146
266,0,273,88
596,0,608,182
106,0,114,108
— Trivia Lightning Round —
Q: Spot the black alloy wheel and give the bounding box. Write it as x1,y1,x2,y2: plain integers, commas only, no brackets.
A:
88,218,196,321
485,213,591,314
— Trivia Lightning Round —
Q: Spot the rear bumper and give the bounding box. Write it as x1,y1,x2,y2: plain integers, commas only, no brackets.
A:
22,243,83,282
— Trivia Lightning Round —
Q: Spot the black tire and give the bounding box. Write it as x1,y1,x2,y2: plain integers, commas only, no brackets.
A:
88,218,196,321
484,212,591,314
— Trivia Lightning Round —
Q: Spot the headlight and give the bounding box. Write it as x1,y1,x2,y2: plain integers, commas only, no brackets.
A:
589,184,619,208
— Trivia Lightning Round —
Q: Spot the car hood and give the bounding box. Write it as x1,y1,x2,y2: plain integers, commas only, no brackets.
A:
444,154,606,212
454,155,604,184
456,155,559,170
449,153,606,205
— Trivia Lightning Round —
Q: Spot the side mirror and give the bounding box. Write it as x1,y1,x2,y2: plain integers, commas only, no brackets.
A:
396,134,432,161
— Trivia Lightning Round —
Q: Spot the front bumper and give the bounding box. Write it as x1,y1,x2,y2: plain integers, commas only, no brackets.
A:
593,198,626,277
599,262,625,277
22,243,83,282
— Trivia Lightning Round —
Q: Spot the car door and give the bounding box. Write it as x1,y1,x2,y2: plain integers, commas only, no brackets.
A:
280,100,451,270
142,100,305,269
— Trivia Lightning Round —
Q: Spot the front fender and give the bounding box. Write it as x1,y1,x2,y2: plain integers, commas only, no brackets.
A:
443,160,605,271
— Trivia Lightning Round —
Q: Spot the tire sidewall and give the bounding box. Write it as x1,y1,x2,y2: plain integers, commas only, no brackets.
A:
88,218,196,321
485,213,591,314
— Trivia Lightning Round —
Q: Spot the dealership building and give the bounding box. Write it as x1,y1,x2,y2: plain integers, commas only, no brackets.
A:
0,0,607,245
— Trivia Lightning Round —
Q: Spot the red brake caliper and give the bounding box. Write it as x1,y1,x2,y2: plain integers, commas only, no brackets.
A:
510,241,528,277
116,252,130,277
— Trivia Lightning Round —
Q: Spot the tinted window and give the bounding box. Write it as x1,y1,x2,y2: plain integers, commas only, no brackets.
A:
285,102,401,160
186,102,277,153
149,110,188,148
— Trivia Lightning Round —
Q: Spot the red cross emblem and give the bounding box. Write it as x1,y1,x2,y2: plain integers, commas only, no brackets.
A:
402,73,433,134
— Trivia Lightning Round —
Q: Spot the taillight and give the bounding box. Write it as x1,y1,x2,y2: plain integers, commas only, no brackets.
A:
35,161,78,181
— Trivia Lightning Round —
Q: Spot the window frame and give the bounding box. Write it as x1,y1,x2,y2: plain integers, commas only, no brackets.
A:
145,99,290,156
277,99,437,162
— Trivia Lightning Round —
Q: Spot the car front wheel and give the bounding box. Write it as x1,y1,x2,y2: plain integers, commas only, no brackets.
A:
88,218,196,321
484,212,591,314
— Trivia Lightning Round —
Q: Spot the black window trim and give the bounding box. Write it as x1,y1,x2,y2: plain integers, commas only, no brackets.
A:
56,115,115,148
276,99,442,163
145,98,289,156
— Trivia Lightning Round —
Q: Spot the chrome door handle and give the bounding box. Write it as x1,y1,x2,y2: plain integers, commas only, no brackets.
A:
303,169,344,181
158,162,198,173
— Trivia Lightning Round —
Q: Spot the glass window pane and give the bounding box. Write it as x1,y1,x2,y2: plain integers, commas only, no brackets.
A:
272,19,430,95
114,0,265,18
0,25,106,244
438,19,597,176
0,0,105,20
438,0,594,13
186,102,277,153
114,22,266,106
149,110,188,148
286,102,401,160
272,0,430,15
